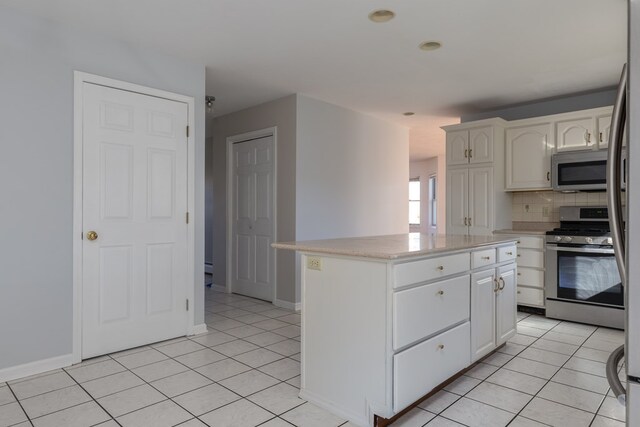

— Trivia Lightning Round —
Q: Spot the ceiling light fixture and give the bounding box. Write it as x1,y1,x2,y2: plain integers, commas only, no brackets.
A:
205,95,216,113
403,112,415,116
419,41,442,51
368,9,395,23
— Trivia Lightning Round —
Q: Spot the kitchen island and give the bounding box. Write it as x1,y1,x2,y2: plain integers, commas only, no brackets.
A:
273,234,519,427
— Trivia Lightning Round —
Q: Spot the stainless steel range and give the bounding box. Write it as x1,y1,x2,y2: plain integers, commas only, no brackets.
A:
545,206,624,329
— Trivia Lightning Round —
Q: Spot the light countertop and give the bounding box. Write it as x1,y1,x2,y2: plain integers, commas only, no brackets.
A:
272,233,518,260
493,229,549,236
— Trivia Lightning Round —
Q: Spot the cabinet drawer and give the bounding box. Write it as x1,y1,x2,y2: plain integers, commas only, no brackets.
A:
394,322,470,412
517,267,544,288
517,249,544,268
472,249,496,269
517,287,544,307
394,253,470,288
515,236,544,250
497,245,517,262
393,275,470,350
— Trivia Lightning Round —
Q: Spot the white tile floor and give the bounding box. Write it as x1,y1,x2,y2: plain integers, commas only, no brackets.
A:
0,288,627,427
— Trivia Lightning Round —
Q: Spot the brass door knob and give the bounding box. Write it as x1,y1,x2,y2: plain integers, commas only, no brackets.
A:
86,231,98,241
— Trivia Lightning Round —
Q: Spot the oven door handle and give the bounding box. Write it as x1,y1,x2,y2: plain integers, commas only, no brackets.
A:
546,245,614,255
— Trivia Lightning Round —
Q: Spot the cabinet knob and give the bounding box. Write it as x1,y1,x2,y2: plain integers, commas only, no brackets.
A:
437,344,445,350
437,290,444,296
436,265,444,271
600,132,603,143
517,291,521,294
517,240,521,244
506,251,513,256
517,272,521,276
547,171,550,181
481,256,490,260
517,254,521,257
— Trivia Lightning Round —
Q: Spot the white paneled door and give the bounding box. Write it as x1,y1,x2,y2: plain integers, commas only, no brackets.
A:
81,83,189,358
232,136,275,301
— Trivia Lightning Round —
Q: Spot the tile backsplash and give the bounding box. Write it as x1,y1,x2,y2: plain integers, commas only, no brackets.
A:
512,191,608,223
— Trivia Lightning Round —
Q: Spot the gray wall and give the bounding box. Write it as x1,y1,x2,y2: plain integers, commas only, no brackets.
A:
461,88,617,122
210,95,298,303
0,6,206,371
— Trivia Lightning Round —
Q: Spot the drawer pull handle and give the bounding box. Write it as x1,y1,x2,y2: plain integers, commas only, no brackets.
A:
437,290,444,296
517,240,521,244
437,265,444,271
506,251,513,256
493,278,499,293
437,344,445,350
517,254,521,257
481,256,491,260
498,277,506,291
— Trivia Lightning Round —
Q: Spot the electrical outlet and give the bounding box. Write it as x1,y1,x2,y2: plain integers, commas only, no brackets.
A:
307,256,322,271
542,206,551,218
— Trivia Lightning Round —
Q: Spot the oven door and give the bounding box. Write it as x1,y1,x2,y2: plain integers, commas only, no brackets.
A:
546,244,624,307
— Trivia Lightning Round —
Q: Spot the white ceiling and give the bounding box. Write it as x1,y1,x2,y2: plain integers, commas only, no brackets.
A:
5,0,627,159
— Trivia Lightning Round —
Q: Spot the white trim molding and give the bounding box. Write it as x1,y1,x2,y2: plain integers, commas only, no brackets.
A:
274,299,301,312
73,71,196,364
0,354,73,383
191,324,208,336
226,127,278,302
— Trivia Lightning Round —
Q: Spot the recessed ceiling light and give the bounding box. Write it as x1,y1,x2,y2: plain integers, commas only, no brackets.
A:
368,10,395,23
403,112,415,116
419,41,442,51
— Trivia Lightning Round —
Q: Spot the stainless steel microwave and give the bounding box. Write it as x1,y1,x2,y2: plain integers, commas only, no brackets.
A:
551,149,626,192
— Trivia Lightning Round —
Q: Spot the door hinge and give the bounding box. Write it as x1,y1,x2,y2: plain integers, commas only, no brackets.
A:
186,212,189,224
186,125,189,138
186,299,189,311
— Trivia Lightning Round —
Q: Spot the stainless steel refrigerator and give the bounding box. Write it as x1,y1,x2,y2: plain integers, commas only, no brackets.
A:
606,0,640,423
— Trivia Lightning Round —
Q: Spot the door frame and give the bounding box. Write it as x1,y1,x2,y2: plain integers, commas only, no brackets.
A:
226,127,278,301
72,71,196,363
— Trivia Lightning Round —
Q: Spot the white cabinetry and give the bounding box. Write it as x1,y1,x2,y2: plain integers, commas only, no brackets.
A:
556,115,595,152
443,119,511,236
504,106,613,191
298,239,518,426
506,123,553,190
471,259,517,362
495,234,546,308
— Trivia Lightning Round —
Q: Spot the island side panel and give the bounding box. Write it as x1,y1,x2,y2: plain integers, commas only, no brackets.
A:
300,253,390,426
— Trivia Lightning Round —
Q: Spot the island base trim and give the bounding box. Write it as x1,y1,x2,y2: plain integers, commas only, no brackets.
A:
299,388,371,427
374,343,506,427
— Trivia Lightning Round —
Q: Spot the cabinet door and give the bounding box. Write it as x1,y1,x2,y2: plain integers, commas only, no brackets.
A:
496,263,517,345
469,126,494,164
446,168,469,235
446,130,469,166
471,269,496,362
597,114,612,149
556,117,595,151
468,167,493,236
506,123,553,190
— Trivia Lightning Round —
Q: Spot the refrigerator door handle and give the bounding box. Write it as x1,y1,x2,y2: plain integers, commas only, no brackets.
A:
605,64,627,407
607,63,627,286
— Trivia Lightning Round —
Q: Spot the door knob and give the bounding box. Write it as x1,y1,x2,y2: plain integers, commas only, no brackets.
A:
86,231,98,241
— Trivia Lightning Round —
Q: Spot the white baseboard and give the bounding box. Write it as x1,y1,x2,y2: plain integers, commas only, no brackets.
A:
273,299,301,312
299,389,367,427
204,263,213,274
0,354,73,383
210,284,227,293
192,323,208,335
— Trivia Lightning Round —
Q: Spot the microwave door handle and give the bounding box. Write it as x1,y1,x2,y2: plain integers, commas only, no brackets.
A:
546,246,614,255
606,63,627,286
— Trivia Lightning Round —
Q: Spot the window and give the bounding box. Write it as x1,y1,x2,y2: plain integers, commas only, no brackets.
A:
409,178,420,225
429,175,437,227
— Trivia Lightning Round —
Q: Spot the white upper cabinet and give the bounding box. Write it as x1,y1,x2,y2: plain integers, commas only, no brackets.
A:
556,116,595,152
446,130,470,166
506,123,553,191
597,114,612,149
469,127,494,164
446,126,494,166
446,168,469,235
